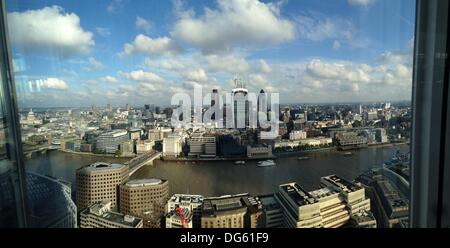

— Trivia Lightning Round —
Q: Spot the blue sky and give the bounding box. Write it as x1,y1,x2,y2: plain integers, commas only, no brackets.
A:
6,0,415,108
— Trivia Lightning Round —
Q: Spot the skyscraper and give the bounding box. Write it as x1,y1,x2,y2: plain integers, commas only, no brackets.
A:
257,89,267,128
211,89,218,121
232,78,249,129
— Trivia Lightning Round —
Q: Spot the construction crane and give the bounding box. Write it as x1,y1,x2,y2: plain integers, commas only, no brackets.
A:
176,207,188,228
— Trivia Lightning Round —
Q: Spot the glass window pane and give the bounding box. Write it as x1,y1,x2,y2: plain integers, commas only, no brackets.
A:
2,0,418,228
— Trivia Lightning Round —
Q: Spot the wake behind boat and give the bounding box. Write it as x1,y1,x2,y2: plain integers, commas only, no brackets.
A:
257,160,276,167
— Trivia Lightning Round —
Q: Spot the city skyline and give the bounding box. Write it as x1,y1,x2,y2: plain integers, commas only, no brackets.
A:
7,0,415,108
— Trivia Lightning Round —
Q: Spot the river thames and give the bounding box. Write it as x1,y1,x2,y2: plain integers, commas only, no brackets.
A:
25,144,409,197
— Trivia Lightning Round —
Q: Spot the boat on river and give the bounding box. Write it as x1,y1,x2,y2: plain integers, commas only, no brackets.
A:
257,160,276,167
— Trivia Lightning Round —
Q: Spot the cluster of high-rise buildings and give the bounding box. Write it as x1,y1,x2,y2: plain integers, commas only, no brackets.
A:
12,84,412,229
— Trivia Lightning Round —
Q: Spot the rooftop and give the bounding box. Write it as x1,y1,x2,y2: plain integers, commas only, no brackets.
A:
125,178,164,187
279,183,317,206
169,194,204,204
321,175,362,193
78,162,127,173
259,195,281,211
309,187,339,199
82,202,142,227
202,194,249,215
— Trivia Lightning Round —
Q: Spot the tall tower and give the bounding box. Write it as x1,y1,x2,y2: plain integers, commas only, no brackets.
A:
231,78,249,129
211,89,218,121
257,89,267,128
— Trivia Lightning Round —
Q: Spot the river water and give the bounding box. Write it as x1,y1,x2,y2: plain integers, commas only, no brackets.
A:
25,145,409,197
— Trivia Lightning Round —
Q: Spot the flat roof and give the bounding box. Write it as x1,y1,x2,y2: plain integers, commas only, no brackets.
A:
259,195,281,211
82,203,142,227
309,187,339,199
78,162,126,173
322,175,362,192
202,194,249,215
169,194,204,204
125,178,164,187
279,183,317,206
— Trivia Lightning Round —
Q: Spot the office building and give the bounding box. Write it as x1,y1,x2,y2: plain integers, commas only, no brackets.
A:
96,130,129,154
246,144,272,158
165,208,194,228
136,140,154,154
188,132,216,158
260,194,284,228
275,175,373,228
201,194,263,228
128,129,141,141
163,135,184,157
242,196,264,228
76,162,129,210
166,194,204,228
334,131,368,150
26,172,77,228
289,130,307,141
320,175,372,216
351,211,377,228
232,78,249,129
119,140,134,156
80,201,143,228
366,110,378,121
211,89,219,121
357,169,409,228
120,179,169,228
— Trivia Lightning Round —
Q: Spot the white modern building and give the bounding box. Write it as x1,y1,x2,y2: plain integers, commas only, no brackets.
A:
275,175,373,228
289,130,307,141
166,194,204,228
165,208,193,228
79,201,143,228
163,135,184,157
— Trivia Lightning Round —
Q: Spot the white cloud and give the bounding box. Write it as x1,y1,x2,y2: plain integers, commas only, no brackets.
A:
183,69,209,82
41,78,69,90
120,34,180,56
258,59,272,73
348,0,375,7
8,6,94,57
101,76,118,83
144,58,186,70
136,16,152,33
172,0,295,53
86,57,104,71
305,59,372,83
378,50,412,66
121,70,164,83
96,27,111,37
202,53,250,74
295,12,355,44
107,0,123,13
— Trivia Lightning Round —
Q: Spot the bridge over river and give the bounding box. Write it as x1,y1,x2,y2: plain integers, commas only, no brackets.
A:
125,151,161,176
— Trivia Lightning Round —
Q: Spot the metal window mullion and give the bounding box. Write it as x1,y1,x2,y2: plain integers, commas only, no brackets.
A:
410,0,449,228
0,0,28,227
